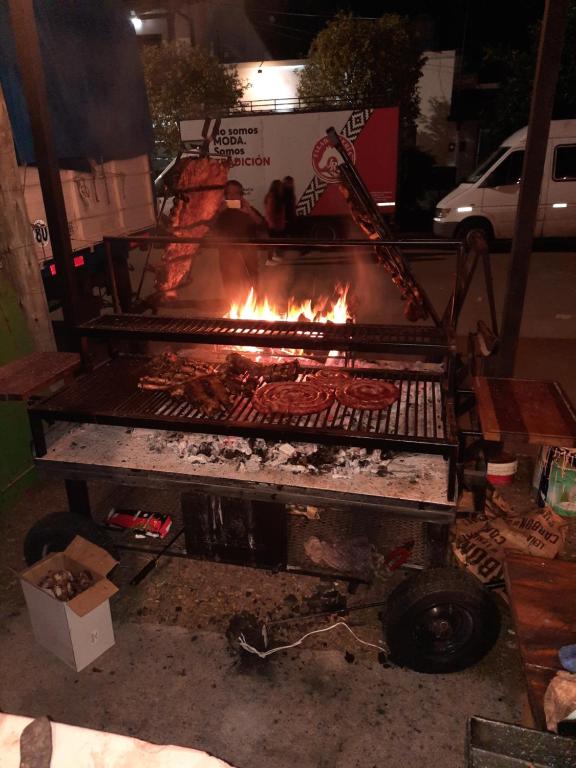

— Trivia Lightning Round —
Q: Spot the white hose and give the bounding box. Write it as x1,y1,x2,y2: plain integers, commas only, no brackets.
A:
238,619,389,660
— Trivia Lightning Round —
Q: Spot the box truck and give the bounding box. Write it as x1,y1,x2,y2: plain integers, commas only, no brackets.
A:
433,120,576,240
0,1,156,310
178,107,399,237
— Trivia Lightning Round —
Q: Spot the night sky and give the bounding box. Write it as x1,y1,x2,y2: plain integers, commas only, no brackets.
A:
246,0,546,70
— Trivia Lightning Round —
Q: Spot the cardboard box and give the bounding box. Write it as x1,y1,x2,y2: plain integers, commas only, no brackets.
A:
20,536,118,671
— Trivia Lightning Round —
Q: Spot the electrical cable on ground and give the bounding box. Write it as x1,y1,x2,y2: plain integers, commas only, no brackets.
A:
238,619,391,660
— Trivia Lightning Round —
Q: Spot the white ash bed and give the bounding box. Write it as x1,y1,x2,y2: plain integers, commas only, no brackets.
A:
37,423,454,512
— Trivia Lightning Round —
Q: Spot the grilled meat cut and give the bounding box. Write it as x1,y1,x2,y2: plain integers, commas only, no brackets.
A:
335,379,400,410
154,156,230,298
224,352,300,382
307,369,352,388
138,351,301,416
182,375,232,416
252,380,334,416
138,353,215,392
337,180,429,322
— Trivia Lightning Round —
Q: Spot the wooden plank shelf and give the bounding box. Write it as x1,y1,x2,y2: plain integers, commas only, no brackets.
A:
0,352,80,401
473,377,576,447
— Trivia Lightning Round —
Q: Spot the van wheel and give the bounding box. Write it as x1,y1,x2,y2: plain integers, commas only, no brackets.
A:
454,217,494,246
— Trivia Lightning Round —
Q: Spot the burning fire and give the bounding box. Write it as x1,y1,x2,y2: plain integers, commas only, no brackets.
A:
226,285,352,357
228,285,351,324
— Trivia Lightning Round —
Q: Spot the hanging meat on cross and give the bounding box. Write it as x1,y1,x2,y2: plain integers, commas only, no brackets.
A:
337,181,429,322
154,156,231,299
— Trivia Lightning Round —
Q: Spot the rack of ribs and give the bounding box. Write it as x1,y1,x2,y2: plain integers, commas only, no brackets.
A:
154,155,231,297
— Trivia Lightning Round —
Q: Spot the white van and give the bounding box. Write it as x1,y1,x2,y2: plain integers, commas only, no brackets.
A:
433,120,576,240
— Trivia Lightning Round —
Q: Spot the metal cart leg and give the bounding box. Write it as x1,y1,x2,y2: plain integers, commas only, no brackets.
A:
29,414,47,457
65,479,91,518
424,522,451,567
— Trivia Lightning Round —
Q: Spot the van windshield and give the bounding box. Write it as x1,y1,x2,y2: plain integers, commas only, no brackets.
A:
466,146,510,183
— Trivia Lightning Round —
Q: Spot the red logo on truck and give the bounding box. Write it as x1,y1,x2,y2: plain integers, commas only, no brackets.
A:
312,134,355,183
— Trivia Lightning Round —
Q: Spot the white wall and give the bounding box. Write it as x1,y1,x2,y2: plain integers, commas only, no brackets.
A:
132,16,168,38
234,60,305,109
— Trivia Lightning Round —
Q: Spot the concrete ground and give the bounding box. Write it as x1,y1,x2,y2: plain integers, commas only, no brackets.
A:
1,472,525,768
0,613,522,768
1,243,574,766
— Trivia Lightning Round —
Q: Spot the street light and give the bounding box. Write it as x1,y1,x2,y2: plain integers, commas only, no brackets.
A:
130,12,143,32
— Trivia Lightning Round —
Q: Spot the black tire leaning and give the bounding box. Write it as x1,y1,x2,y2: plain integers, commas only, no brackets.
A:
23,511,119,566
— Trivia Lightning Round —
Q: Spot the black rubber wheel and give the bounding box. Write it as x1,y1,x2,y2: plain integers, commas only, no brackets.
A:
454,217,494,246
385,567,500,673
23,511,119,566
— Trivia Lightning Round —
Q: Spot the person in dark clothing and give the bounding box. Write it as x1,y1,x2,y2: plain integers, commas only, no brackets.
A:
212,179,267,300
264,179,286,236
282,175,297,235
264,179,286,265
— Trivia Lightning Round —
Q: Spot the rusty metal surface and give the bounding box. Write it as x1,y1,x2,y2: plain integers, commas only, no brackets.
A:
468,716,576,767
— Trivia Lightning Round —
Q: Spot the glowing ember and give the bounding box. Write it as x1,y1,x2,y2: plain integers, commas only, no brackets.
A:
228,284,351,324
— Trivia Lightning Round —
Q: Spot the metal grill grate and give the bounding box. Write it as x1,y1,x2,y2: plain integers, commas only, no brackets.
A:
79,314,451,354
30,356,456,453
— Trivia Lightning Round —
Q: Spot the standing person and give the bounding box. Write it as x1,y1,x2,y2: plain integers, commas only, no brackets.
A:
264,179,286,265
212,179,267,301
282,175,297,236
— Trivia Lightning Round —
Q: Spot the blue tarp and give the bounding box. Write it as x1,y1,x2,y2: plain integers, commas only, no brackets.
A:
0,0,154,165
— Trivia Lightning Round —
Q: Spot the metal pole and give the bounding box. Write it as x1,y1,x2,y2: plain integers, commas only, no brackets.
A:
496,0,569,377
8,0,78,330
105,240,121,314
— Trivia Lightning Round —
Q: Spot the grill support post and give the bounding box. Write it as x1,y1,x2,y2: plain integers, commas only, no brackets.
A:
105,239,121,315
29,415,47,458
424,522,450,567
65,479,91,518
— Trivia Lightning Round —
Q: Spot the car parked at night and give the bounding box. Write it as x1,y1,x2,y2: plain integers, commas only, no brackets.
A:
434,120,576,241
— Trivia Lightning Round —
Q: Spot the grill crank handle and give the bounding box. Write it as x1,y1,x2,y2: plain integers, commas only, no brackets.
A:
130,527,185,586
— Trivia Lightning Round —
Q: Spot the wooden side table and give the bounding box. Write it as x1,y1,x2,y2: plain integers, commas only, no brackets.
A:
473,377,576,447
504,550,576,729
0,351,80,401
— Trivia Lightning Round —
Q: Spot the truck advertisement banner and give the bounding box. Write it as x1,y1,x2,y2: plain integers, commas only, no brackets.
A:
180,107,398,218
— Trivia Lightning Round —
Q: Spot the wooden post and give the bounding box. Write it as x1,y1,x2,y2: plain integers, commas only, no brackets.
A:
0,83,55,352
8,0,79,331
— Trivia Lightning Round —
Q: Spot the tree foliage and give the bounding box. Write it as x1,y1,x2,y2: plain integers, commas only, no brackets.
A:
297,12,426,132
481,2,576,147
141,42,244,153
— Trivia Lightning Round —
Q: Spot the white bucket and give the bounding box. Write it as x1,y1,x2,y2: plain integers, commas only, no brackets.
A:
487,457,518,486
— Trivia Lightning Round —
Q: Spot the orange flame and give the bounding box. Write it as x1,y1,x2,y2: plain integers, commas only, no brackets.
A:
228,284,351,324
